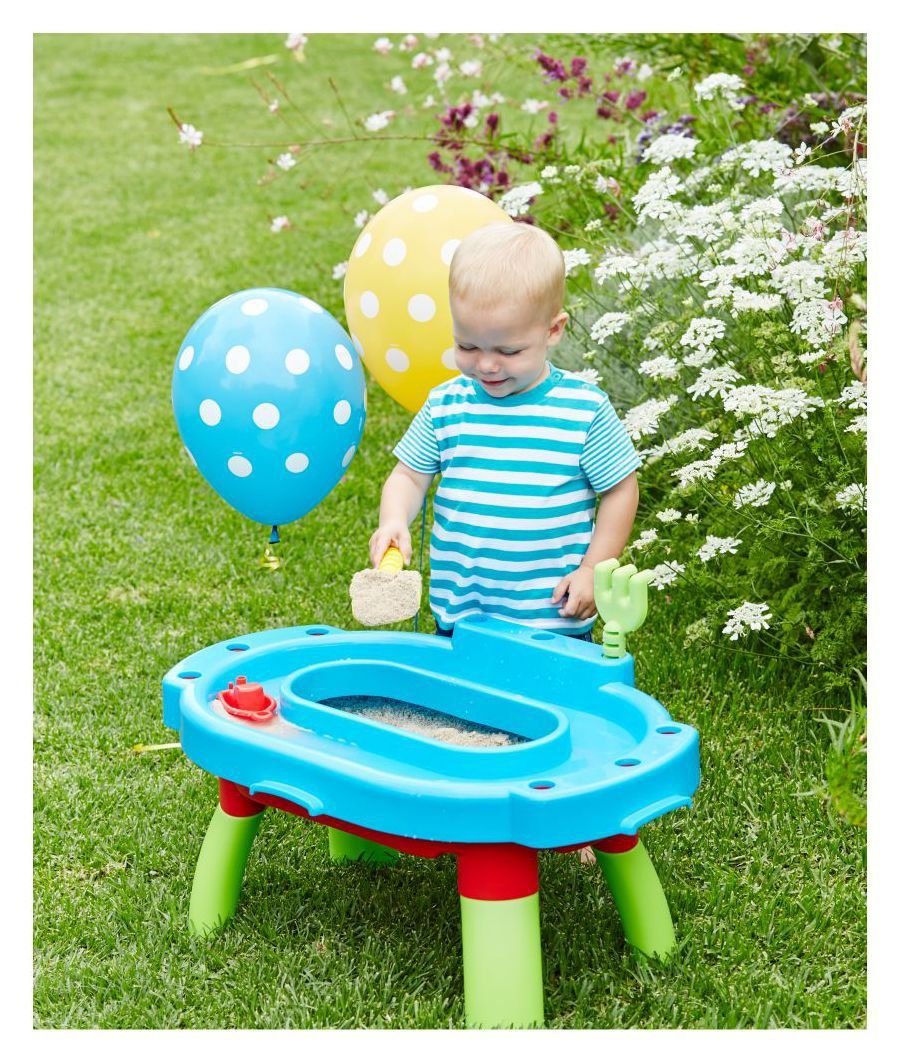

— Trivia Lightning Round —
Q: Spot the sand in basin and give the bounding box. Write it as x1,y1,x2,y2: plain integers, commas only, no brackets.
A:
321,695,526,748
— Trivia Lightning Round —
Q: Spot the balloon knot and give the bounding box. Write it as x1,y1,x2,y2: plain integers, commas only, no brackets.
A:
269,525,280,544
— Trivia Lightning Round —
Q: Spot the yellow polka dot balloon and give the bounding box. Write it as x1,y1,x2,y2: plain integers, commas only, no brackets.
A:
343,185,512,413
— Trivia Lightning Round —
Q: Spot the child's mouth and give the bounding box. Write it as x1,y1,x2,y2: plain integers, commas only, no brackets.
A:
480,378,508,388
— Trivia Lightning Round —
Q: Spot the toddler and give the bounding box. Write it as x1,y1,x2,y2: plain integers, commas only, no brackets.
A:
370,222,641,639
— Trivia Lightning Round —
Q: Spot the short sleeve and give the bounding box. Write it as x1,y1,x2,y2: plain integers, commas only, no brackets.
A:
392,400,441,475
580,397,641,492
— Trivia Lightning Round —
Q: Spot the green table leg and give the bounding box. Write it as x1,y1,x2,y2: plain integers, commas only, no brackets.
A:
189,804,264,936
593,838,676,958
460,892,545,1028
327,826,400,866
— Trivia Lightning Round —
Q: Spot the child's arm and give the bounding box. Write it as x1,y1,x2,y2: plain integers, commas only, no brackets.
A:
551,472,639,619
369,461,434,568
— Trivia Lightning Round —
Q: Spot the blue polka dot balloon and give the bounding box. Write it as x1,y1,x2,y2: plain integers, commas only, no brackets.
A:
172,288,366,528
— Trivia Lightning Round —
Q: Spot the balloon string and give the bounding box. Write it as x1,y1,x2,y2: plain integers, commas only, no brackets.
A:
412,495,429,633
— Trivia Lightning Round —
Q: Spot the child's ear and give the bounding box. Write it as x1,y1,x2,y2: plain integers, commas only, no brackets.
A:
548,311,569,344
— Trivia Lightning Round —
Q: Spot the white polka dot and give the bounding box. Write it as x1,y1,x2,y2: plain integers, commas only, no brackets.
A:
299,296,324,314
226,345,250,374
253,403,280,429
285,348,310,374
333,400,352,425
241,298,268,316
408,294,436,322
335,344,353,370
354,233,372,258
413,193,439,213
441,347,458,370
360,291,380,318
228,455,252,477
441,239,460,265
199,399,221,426
178,346,194,370
342,446,356,467
352,334,365,358
385,347,410,372
382,238,407,266
285,452,309,473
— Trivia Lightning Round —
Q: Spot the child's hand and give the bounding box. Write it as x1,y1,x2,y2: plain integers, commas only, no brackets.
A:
550,564,597,620
369,521,413,568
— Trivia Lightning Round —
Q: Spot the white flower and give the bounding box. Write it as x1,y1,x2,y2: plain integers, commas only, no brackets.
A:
412,51,434,68
685,513,700,523
731,288,784,315
723,601,772,640
794,142,811,165
399,34,419,52
285,33,308,51
639,355,680,380
433,47,452,62
623,396,678,440
332,261,347,280
651,561,685,589
652,427,717,457
521,98,549,114
390,75,408,95
373,37,392,55
422,94,436,108
723,385,776,416
790,297,847,349
734,480,777,508
821,227,867,272
632,166,683,220
681,317,726,352
845,415,867,434
270,215,290,233
563,248,591,277
540,165,559,180
810,121,830,135
471,89,491,109
372,188,389,206
687,365,743,399
585,218,603,232
835,483,866,511
353,209,370,229
498,181,542,217
698,535,743,562
364,110,395,132
723,139,793,178
642,134,699,165
459,59,482,76
667,66,683,82
638,63,653,81
268,99,280,113
178,123,203,150
682,348,718,368
656,508,683,523
770,260,827,303
694,72,745,103
837,382,867,411
629,529,659,550
673,459,718,487
275,152,296,171
590,312,631,343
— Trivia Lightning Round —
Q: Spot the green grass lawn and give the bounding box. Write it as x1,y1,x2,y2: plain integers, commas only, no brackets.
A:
33,33,865,1029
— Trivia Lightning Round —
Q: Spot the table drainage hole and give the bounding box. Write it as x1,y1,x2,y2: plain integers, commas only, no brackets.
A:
178,671,201,680
529,780,555,790
319,695,527,748
656,725,681,734
616,758,641,767
227,644,249,652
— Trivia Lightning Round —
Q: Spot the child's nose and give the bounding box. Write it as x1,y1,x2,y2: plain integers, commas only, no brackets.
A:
477,351,498,373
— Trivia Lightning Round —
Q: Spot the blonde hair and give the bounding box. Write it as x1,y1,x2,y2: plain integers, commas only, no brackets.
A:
449,222,565,320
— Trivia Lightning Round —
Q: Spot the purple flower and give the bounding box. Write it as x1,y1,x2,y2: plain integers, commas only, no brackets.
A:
570,56,587,78
625,90,647,111
548,110,559,124
603,90,621,104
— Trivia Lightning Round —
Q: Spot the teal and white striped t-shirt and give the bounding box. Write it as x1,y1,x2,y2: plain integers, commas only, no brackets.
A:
393,364,641,634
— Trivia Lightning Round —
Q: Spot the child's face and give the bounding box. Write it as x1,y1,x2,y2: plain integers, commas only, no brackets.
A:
451,295,568,399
